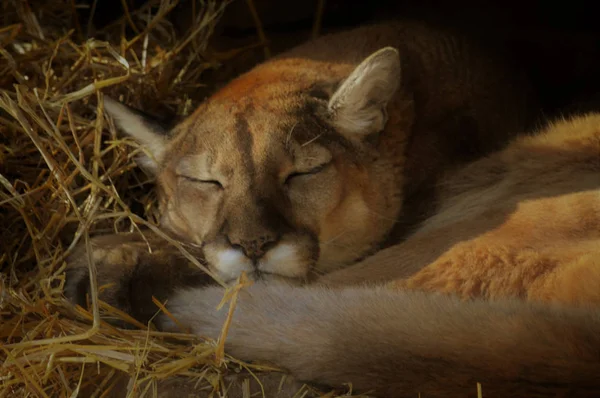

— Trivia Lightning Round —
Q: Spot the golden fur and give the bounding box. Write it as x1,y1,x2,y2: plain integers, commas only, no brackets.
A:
321,114,600,307
66,114,600,397
62,21,600,397
157,114,600,397
75,21,537,287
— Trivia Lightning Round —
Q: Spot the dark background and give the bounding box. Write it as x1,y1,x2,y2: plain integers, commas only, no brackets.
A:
79,0,600,118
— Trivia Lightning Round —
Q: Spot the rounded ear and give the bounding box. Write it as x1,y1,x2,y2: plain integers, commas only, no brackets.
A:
103,97,168,175
328,47,401,139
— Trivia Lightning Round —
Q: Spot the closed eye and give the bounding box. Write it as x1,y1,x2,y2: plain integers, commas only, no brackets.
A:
284,162,330,185
178,175,223,188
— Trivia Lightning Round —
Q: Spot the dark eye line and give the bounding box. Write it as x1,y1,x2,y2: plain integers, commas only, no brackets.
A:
285,162,330,184
178,175,223,188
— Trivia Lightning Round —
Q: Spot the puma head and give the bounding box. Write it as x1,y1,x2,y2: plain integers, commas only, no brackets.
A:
104,47,410,283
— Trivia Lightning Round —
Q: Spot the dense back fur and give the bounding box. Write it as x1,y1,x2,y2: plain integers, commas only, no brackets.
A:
398,114,600,303
104,21,537,283
318,114,600,304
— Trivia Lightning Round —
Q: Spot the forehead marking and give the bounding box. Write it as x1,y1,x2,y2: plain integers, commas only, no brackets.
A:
233,111,255,183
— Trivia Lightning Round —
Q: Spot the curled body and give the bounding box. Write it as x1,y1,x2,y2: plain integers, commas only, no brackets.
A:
62,20,600,398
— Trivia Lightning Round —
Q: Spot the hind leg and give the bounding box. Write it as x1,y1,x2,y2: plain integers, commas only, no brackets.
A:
392,236,600,306
526,246,600,305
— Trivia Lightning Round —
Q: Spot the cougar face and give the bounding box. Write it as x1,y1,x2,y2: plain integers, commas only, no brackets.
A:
105,47,404,282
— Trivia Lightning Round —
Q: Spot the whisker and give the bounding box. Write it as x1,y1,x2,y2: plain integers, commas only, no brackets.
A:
285,122,298,149
301,132,323,147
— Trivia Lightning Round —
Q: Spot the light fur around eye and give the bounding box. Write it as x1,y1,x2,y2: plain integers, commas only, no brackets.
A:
177,175,224,189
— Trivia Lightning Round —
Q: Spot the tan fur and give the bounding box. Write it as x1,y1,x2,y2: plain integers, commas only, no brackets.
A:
98,21,536,285
160,282,600,398
154,114,600,397
66,113,600,397
65,21,600,398
321,114,600,307
64,232,213,327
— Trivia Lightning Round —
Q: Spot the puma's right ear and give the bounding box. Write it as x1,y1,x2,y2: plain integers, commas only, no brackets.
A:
103,97,168,174
328,47,401,139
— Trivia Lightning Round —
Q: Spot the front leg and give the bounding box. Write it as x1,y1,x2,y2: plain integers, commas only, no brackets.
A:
316,223,459,287
156,282,600,398
64,230,213,325
64,232,316,396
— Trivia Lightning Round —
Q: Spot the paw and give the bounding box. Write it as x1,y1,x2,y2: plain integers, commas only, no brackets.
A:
64,232,213,325
155,280,292,338
155,285,229,336
64,234,145,313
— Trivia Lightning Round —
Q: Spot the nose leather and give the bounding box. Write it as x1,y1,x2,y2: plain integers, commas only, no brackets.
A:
229,236,278,261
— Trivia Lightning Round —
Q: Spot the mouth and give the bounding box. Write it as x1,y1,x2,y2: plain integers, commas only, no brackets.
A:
220,269,264,285
223,270,305,286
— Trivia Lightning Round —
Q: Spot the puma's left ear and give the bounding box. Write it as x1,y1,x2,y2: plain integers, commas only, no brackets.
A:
328,47,401,138
103,97,168,175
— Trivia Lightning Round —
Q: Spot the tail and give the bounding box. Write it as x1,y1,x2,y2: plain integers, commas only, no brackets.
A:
160,283,600,398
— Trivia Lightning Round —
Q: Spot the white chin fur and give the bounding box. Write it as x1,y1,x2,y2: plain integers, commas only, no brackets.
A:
205,240,310,282
258,243,308,278
206,247,254,281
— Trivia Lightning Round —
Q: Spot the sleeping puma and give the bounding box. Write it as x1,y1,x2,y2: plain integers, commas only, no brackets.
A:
68,21,537,286
154,113,600,397
63,20,560,396
67,113,600,397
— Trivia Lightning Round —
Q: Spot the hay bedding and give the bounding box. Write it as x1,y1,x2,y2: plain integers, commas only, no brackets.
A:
0,1,347,396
